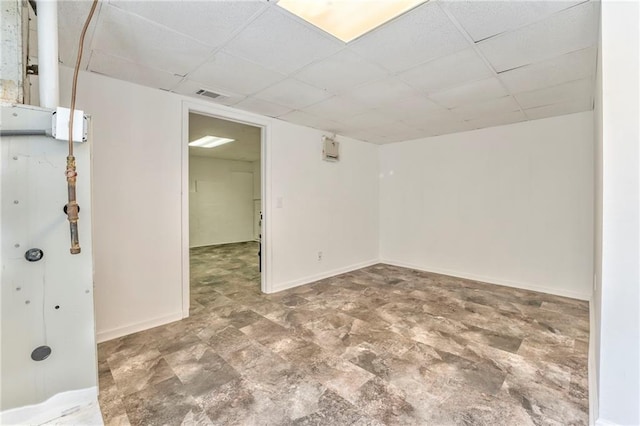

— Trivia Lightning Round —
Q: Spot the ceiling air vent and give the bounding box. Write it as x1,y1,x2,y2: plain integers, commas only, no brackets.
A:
195,89,225,100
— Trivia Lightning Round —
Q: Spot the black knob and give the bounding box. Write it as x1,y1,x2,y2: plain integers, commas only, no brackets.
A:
24,248,44,262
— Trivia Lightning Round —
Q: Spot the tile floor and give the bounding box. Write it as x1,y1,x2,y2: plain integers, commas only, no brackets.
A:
98,241,589,425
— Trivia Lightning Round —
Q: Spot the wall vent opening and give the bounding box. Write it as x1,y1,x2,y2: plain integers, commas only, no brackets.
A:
322,136,339,162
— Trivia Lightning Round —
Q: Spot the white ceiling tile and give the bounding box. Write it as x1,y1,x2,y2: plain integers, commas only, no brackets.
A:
444,0,584,42
378,94,445,121
377,124,433,143
372,120,422,136
416,119,474,137
394,127,433,141
302,96,370,121
340,109,397,132
172,80,245,106
342,128,386,144
253,78,332,109
452,96,521,120
401,109,466,131
278,110,342,133
373,134,417,144
477,2,597,72
352,120,423,143
349,2,470,73
108,1,267,48
465,110,527,130
188,52,286,96
88,51,183,90
57,0,104,68
223,7,343,74
514,78,593,109
92,4,213,76
344,78,415,108
498,47,596,93
276,110,319,128
524,98,592,120
293,49,389,95
397,48,494,93
234,97,294,118
428,77,508,108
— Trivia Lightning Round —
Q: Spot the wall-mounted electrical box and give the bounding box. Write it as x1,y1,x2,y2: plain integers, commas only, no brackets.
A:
322,136,339,162
52,107,88,143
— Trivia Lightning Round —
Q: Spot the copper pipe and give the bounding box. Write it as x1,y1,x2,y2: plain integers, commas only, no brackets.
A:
66,156,80,254
65,0,98,255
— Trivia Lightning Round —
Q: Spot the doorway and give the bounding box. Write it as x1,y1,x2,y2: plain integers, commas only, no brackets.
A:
182,109,267,318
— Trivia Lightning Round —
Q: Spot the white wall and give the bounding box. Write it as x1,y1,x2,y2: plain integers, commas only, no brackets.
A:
380,112,594,300
269,120,379,291
57,68,184,342
596,1,640,424
189,156,255,247
56,67,379,341
252,160,261,200
252,160,261,240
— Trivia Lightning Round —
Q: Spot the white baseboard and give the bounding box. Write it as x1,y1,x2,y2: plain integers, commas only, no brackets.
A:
589,298,599,426
189,239,258,249
268,259,380,294
96,311,183,343
0,387,99,426
380,259,591,301
595,419,620,426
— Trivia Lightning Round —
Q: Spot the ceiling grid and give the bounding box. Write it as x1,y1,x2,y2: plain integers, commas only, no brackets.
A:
56,0,598,144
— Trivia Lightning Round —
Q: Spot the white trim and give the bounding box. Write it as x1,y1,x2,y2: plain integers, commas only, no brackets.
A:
380,259,591,301
589,298,599,426
180,101,273,319
0,387,98,426
181,104,191,318
595,419,620,426
96,312,182,343
269,259,380,294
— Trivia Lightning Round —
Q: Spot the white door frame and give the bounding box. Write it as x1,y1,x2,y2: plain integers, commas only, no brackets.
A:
181,100,272,318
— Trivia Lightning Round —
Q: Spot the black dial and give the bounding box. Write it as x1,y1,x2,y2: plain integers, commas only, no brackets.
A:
24,248,44,262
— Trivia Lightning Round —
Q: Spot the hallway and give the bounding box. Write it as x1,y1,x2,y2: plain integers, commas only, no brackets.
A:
190,242,262,317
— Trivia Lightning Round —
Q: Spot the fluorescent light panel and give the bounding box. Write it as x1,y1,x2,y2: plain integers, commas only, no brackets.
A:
277,0,427,43
189,135,235,148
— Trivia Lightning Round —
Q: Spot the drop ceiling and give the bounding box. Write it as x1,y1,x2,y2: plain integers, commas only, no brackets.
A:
56,0,598,145
189,113,261,162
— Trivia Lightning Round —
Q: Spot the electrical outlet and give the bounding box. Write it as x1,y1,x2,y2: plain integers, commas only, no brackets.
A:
317,251,323,261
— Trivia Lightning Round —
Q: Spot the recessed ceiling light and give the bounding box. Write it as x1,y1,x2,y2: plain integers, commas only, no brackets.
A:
277,0,428,43
189,135,235,148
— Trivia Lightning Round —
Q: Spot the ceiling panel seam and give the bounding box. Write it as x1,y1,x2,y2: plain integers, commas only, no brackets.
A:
178,3,274,85
437,1,528,120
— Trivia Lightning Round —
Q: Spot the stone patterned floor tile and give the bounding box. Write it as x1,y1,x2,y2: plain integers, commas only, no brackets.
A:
98,241,589,425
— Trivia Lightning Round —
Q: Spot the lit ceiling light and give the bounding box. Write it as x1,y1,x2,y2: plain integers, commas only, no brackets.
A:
277,0,427,43
188,135,235,148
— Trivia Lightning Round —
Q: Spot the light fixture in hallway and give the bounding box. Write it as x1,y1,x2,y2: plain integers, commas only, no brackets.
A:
189,135,235,148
